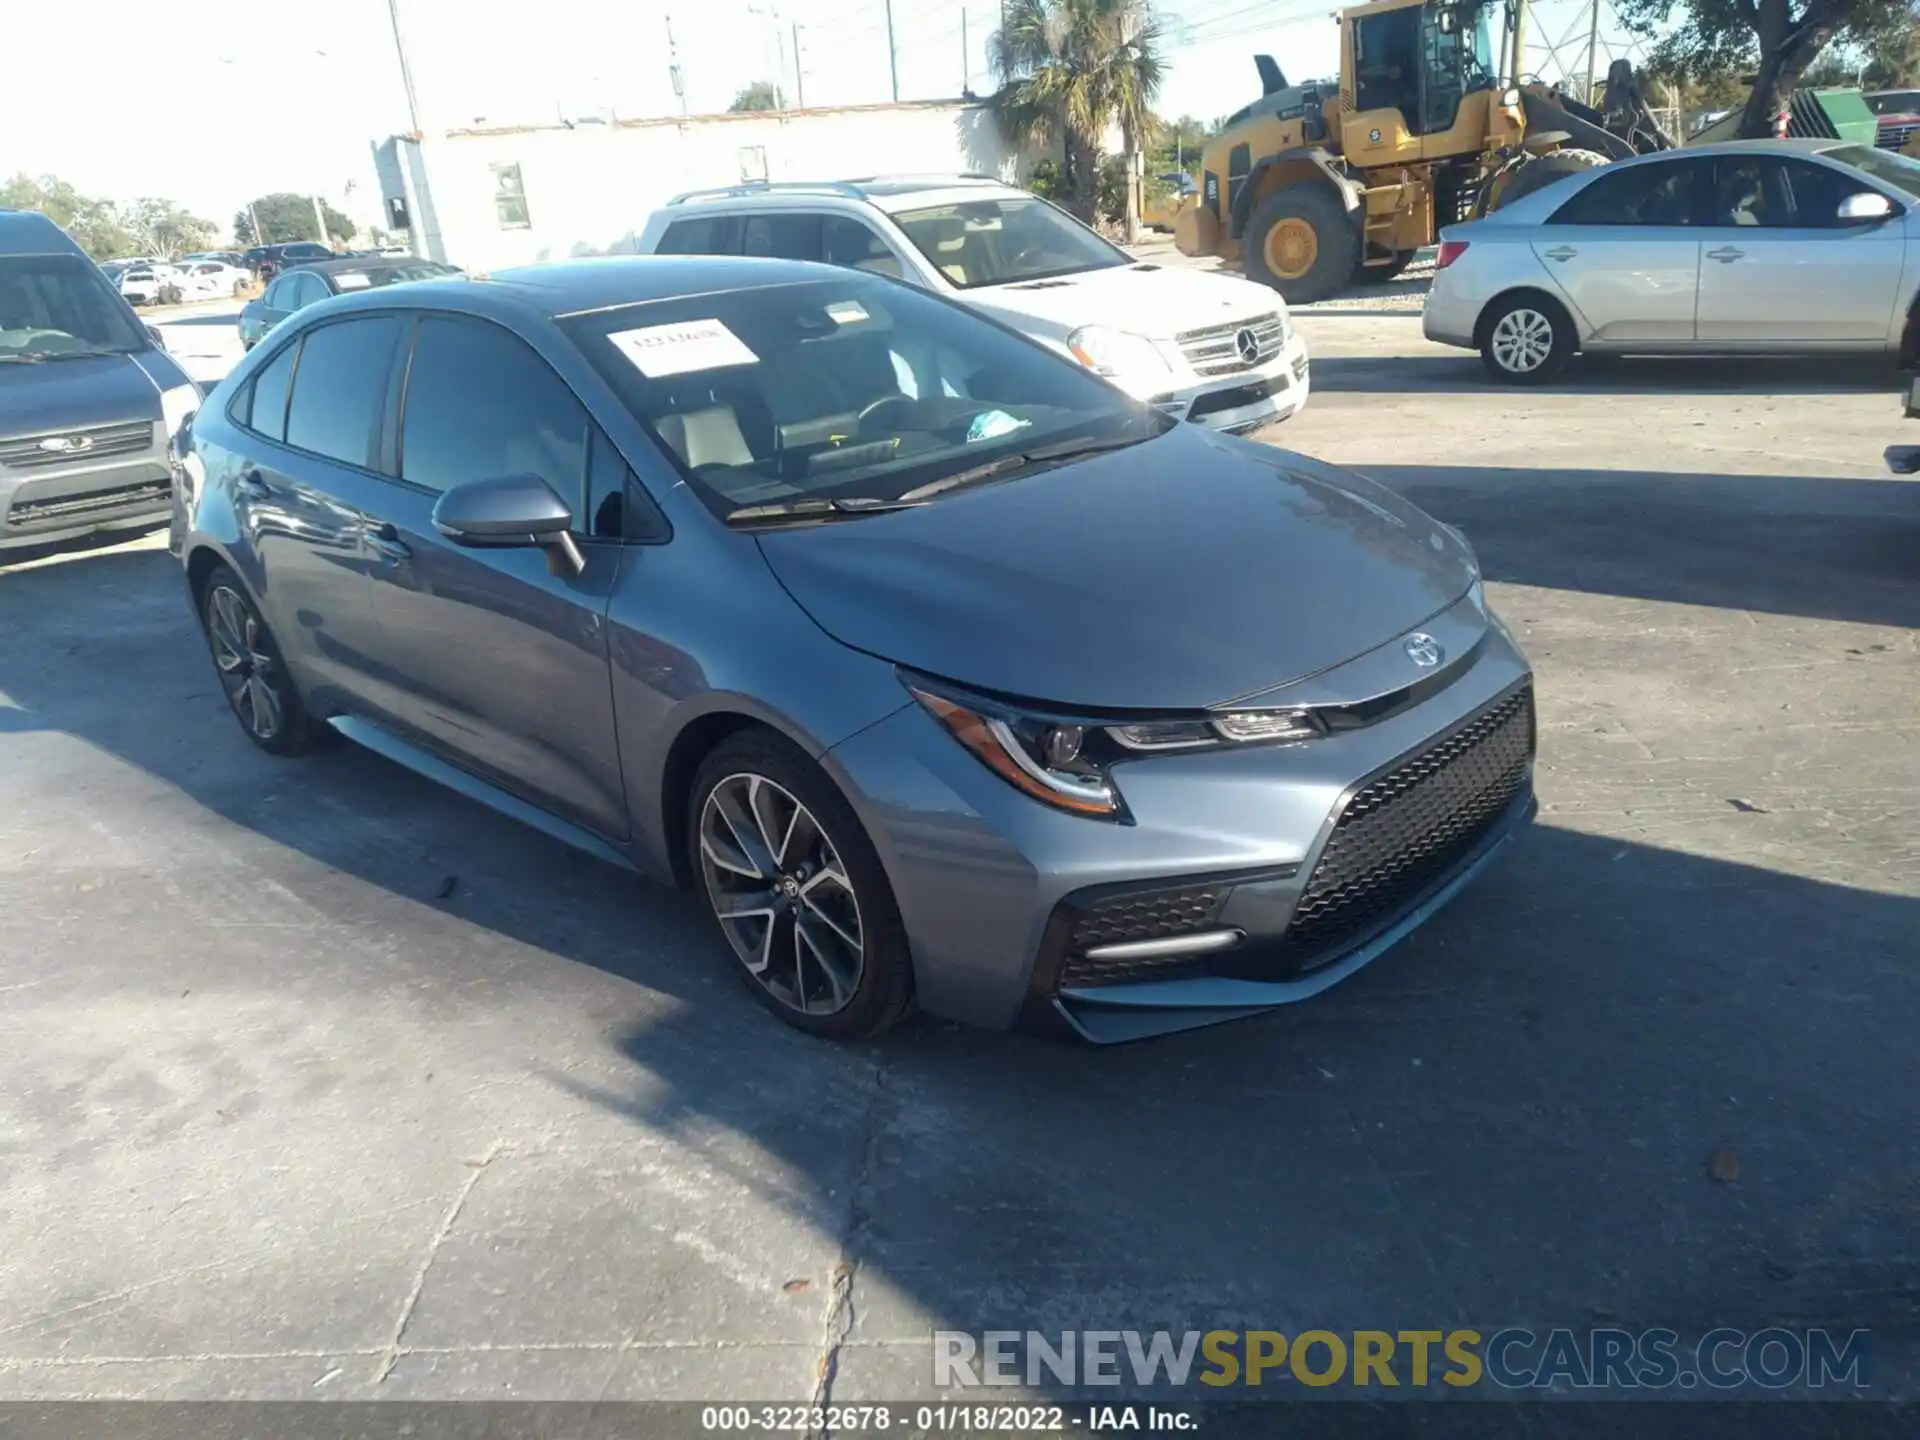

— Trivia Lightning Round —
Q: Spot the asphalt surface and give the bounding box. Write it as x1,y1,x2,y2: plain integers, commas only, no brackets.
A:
1,308,1916,1409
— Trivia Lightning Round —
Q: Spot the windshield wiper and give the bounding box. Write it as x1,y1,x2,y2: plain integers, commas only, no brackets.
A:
35,347,134,361
0,354,48,364
725,496,926,527
896,432,1148,503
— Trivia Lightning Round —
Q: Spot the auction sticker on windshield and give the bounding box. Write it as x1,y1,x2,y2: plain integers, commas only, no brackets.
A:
609,319,759,378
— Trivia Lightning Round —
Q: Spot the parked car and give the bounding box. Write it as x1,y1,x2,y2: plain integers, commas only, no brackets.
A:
243,241,335,282
237,257,462,348
634,175,1311,433
161,260,249,303
180,250,248,269
1423,139,1920,382
177,256,1533,1042
116,262,180,307
0,209,199,551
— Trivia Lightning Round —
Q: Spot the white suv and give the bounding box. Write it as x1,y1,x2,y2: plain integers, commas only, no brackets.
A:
632,176,1310,433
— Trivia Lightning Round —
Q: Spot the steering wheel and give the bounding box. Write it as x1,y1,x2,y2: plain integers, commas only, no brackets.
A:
855,394,916,434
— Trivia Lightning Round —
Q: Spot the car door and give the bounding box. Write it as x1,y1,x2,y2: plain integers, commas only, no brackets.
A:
1694,154,1909,343
353,312,629,839
1531,157,1713,343
226,317,398,710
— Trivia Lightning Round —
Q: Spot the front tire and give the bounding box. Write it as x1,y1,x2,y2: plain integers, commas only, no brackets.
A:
689,731,913,1040
1243,184,1359,305
200,564,322,755
1478,293,1576,384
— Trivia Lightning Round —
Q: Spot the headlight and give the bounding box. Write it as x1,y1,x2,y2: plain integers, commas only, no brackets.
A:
908,676,1327,819
909,684,1119,817
1067,325,1170,380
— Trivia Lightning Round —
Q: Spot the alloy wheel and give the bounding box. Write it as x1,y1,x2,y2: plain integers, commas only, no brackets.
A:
206,585,285,742
1490,308,1555,375
697,772,864,1016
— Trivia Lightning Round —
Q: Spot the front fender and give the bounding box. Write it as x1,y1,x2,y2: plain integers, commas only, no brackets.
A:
1229,148,1362,240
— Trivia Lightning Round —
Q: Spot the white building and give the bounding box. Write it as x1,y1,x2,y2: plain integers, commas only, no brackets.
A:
372,100,1055,272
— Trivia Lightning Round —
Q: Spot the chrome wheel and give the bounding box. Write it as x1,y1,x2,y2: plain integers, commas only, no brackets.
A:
698,772,864,1016
1489,307,1555,374
206,584,284,741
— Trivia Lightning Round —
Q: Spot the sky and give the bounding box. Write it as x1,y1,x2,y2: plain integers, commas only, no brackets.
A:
5,0,1647,239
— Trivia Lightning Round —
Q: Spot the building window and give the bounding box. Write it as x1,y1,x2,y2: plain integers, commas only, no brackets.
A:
492,163,531,229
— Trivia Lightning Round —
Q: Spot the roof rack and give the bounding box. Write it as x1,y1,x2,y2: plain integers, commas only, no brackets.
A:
665,173,1005,205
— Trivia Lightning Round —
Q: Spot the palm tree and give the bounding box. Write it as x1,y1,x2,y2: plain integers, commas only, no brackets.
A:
990,0,1164,236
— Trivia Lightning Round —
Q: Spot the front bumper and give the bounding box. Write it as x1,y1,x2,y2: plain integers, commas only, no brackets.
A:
826,601,1534,1039
1130,333,1312,433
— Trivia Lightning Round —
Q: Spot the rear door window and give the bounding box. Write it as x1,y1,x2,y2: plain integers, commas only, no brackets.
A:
283,316,404,468
656,215,739,255
1548,159,1711,226
241,340,298,442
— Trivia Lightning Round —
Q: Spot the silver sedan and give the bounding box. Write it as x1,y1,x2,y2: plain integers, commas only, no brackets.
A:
1423,138,1920,382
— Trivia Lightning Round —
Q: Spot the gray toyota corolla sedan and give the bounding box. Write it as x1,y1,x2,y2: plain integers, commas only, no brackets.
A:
175,256,1535,1042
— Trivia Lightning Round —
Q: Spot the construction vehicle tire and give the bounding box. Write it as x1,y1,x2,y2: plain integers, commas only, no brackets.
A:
1244,184,1357,305
1490,148,1609,212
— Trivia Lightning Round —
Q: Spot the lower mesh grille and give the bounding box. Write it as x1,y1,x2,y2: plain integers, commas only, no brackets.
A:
1275,683,1534,967
1059,882,1227,988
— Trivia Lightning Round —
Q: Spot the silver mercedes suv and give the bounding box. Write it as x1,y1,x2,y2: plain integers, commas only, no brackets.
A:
0,210,199,553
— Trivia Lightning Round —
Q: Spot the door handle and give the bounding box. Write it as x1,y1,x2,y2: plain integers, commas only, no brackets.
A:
237,468,271,499
365,521,412,564
1706,246,1745,263
1543,245,1578,262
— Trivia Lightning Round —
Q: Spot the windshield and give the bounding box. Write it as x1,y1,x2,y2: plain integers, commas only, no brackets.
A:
0,255,148,360
1827,144,1920,199
563,276,1165,520
889,197,1130,290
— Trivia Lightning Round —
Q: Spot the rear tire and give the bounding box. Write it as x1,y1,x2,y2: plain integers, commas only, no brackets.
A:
1244,184,1359,305
1478,292,1576,384
199,564,324,755
688,731,913,1040
1489,148,1610,212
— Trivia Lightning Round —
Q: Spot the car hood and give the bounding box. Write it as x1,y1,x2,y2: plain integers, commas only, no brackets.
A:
962,262,1286,341
0,352,169,437
756,426,1476,711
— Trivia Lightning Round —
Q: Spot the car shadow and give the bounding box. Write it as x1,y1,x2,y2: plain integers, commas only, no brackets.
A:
1352,464,1920,632
1310,351,1906,397
1,538,1916,1402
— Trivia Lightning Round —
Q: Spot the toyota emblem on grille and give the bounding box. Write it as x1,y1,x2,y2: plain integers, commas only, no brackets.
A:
1233,327,1261,365
1403,632,1443,668
38,435,94,454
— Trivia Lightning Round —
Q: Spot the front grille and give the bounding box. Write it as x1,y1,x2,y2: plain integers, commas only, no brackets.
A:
1178,313,1287,377
0,419,155,470
1275,683,1534,967
1059,882,1228,988
5,473,171,530
1879,120,1920,150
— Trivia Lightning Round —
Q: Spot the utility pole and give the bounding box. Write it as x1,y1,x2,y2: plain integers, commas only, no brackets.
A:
775,18,789,107
885,0,899,102
385,0,423,133
961,10,968,95
1583,0,1602,105
665,13,687,117
245,200,261,247
311,194,330,247
793,22,805,108
1509,0,1530,90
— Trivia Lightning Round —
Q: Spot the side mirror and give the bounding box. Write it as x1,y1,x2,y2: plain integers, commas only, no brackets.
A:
1838,191,1894,224
432,473,585,575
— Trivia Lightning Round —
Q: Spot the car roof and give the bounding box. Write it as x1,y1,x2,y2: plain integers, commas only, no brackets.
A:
0,208,89,258
290,255,453,278
483,255,837,314
661,174,1025,215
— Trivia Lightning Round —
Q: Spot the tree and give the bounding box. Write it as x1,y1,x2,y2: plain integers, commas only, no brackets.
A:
990,0,1164,235
1150,113,1212,173
235,193,354,247
0,173,136,259
1618,0,1918,137
729,80,785,112
125,197,217,257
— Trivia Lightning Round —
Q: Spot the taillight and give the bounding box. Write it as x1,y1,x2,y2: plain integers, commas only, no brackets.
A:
1435,240,1470,270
